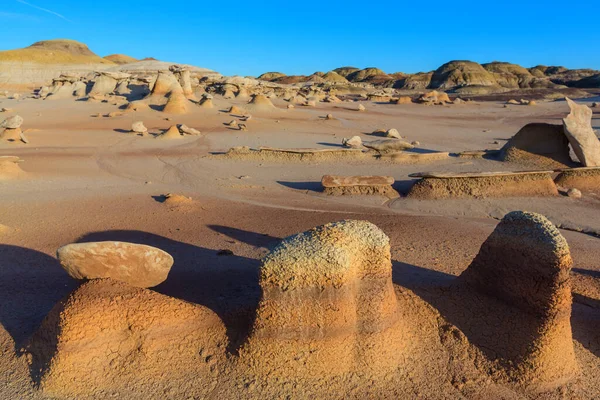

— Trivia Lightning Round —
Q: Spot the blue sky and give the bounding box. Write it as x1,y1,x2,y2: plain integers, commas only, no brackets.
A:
1,0,599,76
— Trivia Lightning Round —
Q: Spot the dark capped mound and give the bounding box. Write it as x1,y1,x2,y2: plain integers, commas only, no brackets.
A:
104,54,139,65
321,71,349,83
257,72,286,81
429,60,497,90
332,66,360,77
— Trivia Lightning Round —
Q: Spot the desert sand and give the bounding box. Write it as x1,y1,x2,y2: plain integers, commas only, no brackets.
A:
1,39,600,399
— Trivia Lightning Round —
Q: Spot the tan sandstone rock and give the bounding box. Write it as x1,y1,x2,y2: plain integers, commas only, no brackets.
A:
562,97,600,167
57,241,174,288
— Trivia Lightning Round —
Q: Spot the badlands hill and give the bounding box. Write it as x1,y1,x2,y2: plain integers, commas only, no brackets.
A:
0,39,113,65
258,61,600,90
104,54,139,65
0,39,218,88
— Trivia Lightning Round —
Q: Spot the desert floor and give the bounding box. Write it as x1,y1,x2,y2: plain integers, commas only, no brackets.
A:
1,95,600,399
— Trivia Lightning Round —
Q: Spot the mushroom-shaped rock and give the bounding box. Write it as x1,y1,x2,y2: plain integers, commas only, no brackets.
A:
150,70,183,97
27,279,227,399
459,211,578,388
198,95,214,108
563,97,600,167
131,121,148,134
57,241,173,288
241,220,403,377
169,65,194,99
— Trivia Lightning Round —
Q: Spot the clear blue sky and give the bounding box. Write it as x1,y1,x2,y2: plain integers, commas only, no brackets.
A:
1,0,599,76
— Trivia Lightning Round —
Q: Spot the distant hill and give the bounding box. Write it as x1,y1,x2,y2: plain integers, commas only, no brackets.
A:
0,39,114,65
257,62,600,89
104,54,138,65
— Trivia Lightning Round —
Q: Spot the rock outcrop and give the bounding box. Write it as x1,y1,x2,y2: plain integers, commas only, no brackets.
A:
562,98,600,167
241,220,403,376
458,211,578,389
27,279,227,398
499,123,573,168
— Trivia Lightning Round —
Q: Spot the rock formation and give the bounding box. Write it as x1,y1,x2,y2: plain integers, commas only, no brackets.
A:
248,94,275,109
57,241,173,288
407,171,559,199
27,279,227,398
131,121,148,134
163,91,191,114
458,211,578,389
562,98,600,167
89,71,130,96
322,175,399,198
169,65,195,99
156,125,184,139
362,139,414,153
0,115,27,143
342,136,363,148
554,167,600,192
499,123,573,168
241,220,403,377
198,94,214,108
149,70,182,97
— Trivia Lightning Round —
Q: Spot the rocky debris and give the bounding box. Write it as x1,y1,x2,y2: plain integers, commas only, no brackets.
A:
357,104,366,111
323,94,342,103
156,125,183,139
179,124,201,135
385,128,401,139
506,99,520,105
241,220,403,376
27,279,227,399
362,139,414,153
238,123,248,131
287,104,294,109
131,121,148,134
458,211,577,388
562,97,600,166
322,175,399,198
57,241,174,288
499,123,573,168
567,188,582,198
1,115,23,129
226,119,237,127
418,90,451,104
342,136,363,148
407,171,558,199
325,113,333,120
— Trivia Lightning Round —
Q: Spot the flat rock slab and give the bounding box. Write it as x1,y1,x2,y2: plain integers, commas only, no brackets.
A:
362,139,414,153
57,241,174,288
382,151,450,163
322,175,394,187
258,147,363,154
409,170,554,179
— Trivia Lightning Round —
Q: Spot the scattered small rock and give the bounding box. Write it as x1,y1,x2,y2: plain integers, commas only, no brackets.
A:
342,136,363,148
131,121,148,134
326,114,333,120
385,128,401,139
567,188,582,198
357,104,366,112
1,115,23,129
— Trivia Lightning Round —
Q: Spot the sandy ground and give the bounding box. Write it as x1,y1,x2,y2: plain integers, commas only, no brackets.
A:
1,93,600,399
